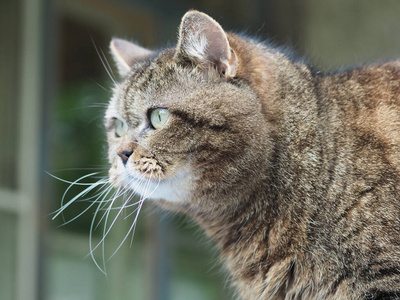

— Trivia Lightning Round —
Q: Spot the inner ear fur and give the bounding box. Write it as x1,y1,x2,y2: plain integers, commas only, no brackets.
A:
175,10,238,78
110,38,154,77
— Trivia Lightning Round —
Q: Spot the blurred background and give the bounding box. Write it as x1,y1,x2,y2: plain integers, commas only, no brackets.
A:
1,0,400,299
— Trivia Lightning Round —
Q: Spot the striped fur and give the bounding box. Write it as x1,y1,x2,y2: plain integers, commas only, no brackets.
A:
106,11,400,299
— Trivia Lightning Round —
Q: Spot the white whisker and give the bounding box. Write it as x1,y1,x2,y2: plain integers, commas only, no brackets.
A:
55,181,106,219
89,78,112,93
92,182,134,231
51,159,164,274
53,173,106,220
88,185,119,275
100,47,116,81
108,172,161,259
46,171,102,186
88,175,139,258
91,36,116,85
58,184,111,226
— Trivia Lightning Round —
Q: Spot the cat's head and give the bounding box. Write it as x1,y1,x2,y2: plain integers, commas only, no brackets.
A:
105,11,274,213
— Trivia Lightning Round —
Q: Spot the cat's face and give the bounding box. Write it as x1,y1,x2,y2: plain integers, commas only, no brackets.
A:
105,11,269,210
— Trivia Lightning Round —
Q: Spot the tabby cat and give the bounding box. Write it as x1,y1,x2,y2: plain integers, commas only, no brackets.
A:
91,10,400,299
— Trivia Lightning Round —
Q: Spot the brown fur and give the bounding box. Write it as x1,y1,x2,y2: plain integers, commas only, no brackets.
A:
105,11,400,299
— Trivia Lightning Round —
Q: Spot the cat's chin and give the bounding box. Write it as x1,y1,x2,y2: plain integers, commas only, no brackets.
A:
110,168,195,204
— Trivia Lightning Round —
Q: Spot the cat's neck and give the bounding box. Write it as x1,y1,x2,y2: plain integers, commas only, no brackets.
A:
188,173,309,298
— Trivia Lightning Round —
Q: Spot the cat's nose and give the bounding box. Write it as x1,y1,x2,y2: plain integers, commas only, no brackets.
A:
118,150,133,166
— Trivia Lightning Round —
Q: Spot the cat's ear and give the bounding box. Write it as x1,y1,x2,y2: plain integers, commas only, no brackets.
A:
176,10,238,78
110,38,154,77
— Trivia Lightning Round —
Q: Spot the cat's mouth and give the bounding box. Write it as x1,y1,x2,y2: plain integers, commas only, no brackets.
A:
109,163,158,188
109,151,165,184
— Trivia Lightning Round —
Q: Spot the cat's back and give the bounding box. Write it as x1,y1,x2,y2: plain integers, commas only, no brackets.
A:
318,61,400,172
307,62,400,298
352,62,400,172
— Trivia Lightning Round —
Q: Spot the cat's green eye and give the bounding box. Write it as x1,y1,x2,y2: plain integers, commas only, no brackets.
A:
150,108,169,129
114,118,127,137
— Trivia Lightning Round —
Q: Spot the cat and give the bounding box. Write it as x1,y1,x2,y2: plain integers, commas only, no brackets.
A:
90,10,400,300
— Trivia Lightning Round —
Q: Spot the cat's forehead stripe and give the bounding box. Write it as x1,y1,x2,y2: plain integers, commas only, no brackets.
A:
117,61,154,123
171,109,230,132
